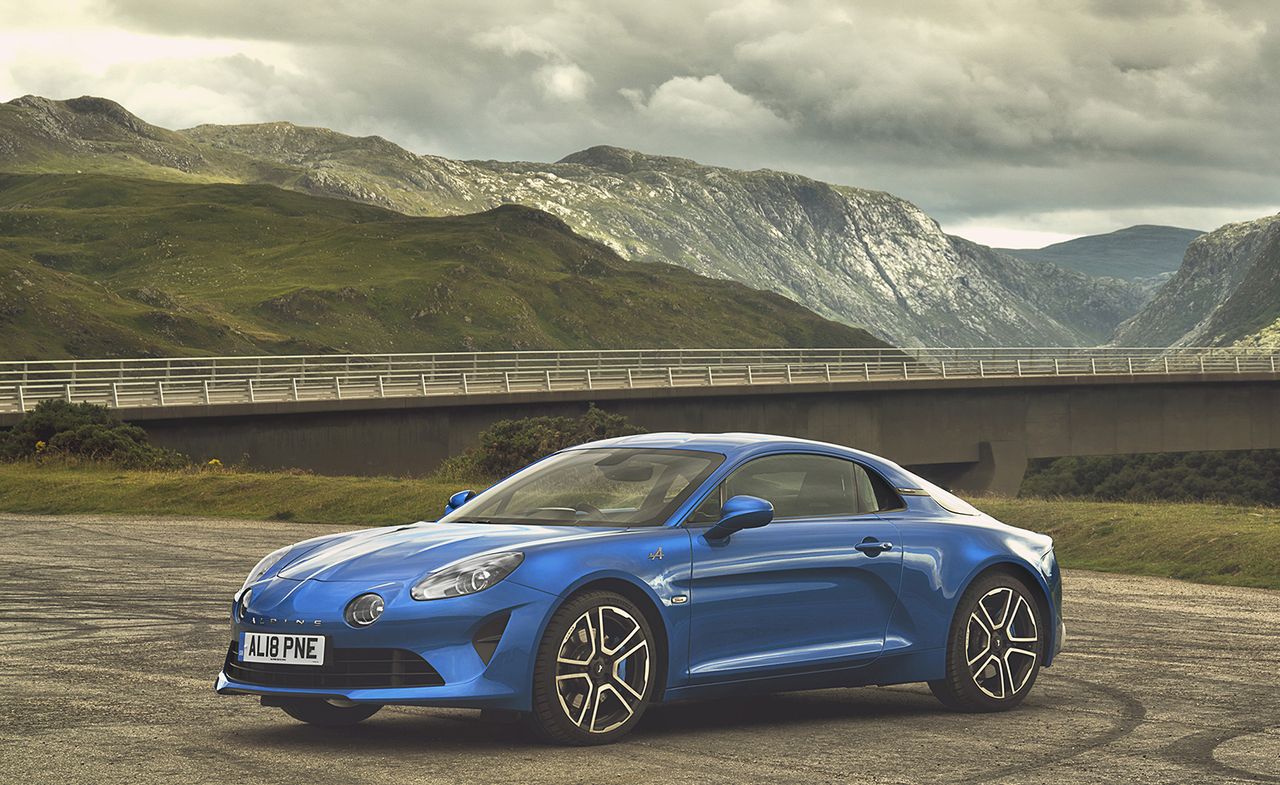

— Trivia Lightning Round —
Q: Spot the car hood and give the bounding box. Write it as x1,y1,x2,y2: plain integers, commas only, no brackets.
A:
274,521,626,584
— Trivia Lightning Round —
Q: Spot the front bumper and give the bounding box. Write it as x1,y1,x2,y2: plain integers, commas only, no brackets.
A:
215,576,557,711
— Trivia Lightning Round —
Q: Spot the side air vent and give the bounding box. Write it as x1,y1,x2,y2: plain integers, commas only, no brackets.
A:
471,612,511,665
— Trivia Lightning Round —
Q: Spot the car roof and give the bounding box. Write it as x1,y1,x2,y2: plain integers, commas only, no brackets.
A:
570,432,923,488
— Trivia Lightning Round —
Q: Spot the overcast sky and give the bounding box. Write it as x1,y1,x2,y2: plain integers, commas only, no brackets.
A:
2,0,1278,247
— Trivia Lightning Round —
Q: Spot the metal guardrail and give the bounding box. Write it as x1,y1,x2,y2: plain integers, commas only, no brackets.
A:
0,347,1276,415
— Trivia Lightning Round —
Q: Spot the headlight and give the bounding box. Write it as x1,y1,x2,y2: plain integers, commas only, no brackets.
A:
345,593,385,627
410,552,523,601
242,546,290,589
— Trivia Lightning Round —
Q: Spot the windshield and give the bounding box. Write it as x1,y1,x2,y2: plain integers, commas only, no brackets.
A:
440,448,724,527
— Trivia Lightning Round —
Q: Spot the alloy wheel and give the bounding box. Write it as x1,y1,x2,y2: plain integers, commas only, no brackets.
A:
553,605,651,734
966,586,1039,699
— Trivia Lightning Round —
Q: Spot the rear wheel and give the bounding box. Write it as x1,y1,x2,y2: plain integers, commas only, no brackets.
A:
529,590,655,745
276,697,381,726
929,570,1044,712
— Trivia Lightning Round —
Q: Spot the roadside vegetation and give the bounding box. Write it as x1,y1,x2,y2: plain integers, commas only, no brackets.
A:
0,401,644,525
2,401,1277,589
979,497,1279,590
0,466,1276,590
1023,449,1280,507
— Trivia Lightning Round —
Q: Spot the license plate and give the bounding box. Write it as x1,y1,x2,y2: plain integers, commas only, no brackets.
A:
240,632,326,666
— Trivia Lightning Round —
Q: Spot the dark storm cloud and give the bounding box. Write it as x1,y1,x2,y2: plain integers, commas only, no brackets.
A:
13,0,1280,234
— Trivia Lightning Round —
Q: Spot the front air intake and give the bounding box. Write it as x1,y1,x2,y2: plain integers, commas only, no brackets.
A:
224,643,444,689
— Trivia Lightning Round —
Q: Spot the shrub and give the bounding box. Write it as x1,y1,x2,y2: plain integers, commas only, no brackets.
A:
436,404,645,482
0,400,187,469
1021,449,1280,507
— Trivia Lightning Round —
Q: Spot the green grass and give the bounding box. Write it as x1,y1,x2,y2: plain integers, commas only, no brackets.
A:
979,496,1280,590
0,463,462,527
0,464,1276,590
0,172,889,359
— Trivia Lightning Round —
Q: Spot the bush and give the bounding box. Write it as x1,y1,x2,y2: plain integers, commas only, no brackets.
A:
1021,449,1280,507
0,400,187,469
436,405,645,482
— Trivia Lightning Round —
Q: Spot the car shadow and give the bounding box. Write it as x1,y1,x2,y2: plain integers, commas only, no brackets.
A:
219,686,948,752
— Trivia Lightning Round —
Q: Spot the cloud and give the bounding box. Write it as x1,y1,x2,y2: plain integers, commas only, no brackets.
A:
629,74,788,133
533,63,592,102
1,0,1278,236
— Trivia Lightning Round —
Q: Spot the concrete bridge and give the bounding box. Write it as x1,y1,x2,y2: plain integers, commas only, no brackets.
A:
3,347,1278,494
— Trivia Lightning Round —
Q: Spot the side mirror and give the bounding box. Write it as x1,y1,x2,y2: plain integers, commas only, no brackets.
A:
444,489,476,516
705,495,773,541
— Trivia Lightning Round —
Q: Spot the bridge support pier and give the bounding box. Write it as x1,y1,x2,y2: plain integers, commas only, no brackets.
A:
915,440,1028,497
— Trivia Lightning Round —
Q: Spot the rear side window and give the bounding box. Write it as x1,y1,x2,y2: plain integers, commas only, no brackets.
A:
687,453,900,523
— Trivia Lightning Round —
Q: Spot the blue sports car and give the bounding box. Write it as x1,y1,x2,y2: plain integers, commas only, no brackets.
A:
217,432,1063,744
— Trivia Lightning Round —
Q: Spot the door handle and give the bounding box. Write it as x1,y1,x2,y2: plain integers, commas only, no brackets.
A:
855,539,894,555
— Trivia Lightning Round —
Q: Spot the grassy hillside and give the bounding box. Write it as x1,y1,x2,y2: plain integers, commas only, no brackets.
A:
2,95,1148,348
0,173,888,358
979,497,1279,590
1000,225,1202,281
0,463,1275,589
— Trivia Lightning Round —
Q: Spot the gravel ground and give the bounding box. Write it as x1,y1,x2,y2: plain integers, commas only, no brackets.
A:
2,514,1277,784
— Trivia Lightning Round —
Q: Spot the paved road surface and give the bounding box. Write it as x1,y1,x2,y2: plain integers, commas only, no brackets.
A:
2,515,1278,784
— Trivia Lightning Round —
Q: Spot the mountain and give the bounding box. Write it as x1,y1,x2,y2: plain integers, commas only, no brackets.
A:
0,173,888,359
1000,225,1203,282
1111,214,1280,347
0,95,1147,348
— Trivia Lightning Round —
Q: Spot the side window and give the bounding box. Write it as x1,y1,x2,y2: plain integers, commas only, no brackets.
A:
857,464,906,512
684,455,906,524
722,454,859,519
687,486,723,524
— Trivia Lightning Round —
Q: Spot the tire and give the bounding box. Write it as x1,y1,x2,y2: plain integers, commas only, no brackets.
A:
277,697,381,726
929,570,1045,712
528,590,656,745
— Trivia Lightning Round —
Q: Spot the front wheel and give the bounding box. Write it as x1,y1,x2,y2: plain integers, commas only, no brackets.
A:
929,571,1044,712
528,591,656,745
276,697,381,726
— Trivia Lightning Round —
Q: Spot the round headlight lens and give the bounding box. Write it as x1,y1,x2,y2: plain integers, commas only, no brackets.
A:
345,593,385,627
238,588,252,620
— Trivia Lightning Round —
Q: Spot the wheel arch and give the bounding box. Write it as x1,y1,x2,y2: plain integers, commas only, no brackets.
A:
958,559,1057,666
540,573,673,703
